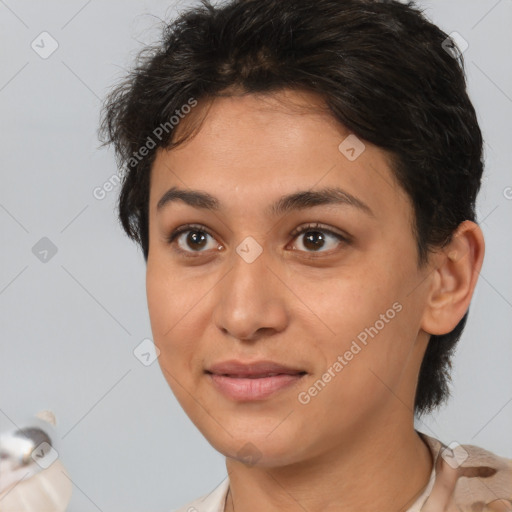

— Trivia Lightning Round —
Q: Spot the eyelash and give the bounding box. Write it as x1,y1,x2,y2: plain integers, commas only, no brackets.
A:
166,222,350,259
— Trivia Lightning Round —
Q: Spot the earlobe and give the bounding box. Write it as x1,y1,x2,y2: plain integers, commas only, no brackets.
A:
420,221,485,336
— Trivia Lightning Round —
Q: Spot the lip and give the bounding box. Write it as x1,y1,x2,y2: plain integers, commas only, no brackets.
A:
205,360,307,401
207,359,306,377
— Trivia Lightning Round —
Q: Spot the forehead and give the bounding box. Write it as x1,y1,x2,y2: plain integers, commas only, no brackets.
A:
149,90,411,224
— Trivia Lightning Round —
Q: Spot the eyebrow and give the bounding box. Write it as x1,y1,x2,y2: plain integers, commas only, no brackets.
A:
156,186,374,217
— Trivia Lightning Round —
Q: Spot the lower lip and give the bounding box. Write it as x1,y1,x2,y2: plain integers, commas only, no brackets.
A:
207,373,305,401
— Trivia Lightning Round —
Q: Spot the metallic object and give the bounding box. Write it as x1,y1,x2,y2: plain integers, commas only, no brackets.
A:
0,426,53,493
0,414,72,511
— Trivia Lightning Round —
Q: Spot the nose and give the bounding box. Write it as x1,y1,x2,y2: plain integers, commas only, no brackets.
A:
212,243,289,342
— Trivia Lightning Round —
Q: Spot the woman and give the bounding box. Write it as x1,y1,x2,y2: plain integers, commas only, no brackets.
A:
100,0,512,510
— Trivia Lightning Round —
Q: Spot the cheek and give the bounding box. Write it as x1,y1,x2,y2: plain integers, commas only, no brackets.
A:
146,256,201,336
146,272,202,411
146,267,196,369
298,265,416,385
146,272,174,338
298,266,395,343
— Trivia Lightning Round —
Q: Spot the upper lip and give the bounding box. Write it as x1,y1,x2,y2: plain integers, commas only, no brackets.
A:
206,360,306,377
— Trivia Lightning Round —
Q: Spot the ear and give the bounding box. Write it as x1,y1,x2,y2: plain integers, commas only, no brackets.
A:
420,220,485,336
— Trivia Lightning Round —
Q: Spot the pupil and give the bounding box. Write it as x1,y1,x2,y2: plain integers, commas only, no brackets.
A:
304,231,325,250
188,231,207,249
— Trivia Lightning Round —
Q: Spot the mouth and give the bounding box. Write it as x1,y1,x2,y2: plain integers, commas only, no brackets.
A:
205,360,307,400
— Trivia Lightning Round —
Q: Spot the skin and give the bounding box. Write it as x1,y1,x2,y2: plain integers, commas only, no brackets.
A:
145,89,485,512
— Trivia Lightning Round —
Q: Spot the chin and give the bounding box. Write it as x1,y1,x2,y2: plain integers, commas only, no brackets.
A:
202,424,308,468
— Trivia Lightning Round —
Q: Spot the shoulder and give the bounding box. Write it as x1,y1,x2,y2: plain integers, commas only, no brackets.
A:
454,440,512,510
172,477,230,512
419,433,512,511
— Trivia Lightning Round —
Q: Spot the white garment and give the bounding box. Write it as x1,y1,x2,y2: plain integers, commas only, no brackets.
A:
173,477,230,512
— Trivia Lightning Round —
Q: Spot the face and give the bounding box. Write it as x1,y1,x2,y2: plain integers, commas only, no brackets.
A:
146,90,434,467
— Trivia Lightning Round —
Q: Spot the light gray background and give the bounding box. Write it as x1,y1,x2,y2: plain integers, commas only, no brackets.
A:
0,1,511,510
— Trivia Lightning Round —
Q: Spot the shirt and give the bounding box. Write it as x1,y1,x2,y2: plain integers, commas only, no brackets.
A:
173,432,512,512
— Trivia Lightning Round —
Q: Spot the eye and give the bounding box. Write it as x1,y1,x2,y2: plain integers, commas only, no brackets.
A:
289,223,349,254
166,222,350,258
166,224,221,256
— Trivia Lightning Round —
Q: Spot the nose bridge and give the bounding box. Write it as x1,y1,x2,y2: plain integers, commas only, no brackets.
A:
212,238,288,340
229,240,271,299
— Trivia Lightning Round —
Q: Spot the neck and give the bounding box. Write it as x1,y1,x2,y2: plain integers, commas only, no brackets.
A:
224,419,433,512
